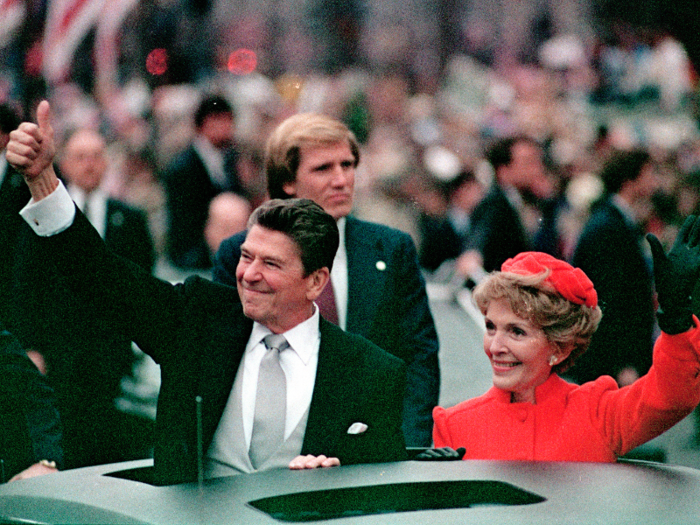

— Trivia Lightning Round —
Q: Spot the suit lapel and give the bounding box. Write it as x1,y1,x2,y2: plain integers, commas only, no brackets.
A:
197,298,253,450
302,318,361,455
344,218,384,335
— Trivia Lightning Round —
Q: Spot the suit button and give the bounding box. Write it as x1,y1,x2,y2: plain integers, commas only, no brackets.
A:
516,408,528,422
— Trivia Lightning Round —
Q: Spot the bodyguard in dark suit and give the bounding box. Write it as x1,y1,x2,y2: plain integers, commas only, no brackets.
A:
214,112,440,446
163,95,246,269
1,325,63,482
8,101,406,486
570,149,661,385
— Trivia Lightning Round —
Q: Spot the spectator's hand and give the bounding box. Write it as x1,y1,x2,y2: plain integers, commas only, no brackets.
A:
414,447,466,461
8,461,58,482
647,215,700,334
289,454,341,470
5,100,58,200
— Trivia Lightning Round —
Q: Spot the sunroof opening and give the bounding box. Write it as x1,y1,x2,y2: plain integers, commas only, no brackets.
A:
248,480,546,522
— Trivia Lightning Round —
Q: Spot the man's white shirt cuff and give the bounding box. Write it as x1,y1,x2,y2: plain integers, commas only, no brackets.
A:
20,180,76,237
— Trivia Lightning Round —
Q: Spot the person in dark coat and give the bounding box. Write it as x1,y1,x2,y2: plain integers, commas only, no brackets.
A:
468,136,554,273
163,94,248,269
570,149,661,385
1,325,63,483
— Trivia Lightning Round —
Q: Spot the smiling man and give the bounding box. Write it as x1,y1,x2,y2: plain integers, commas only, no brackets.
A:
7,101,407,485
214,113,440,447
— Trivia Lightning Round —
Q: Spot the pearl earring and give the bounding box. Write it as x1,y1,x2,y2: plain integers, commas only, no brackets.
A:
549,356,558,366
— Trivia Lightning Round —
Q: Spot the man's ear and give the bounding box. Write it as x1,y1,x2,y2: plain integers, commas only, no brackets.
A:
282,181,297,197
306,267,330,301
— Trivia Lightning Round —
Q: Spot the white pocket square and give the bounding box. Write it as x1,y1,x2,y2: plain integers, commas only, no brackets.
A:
347,422,368,435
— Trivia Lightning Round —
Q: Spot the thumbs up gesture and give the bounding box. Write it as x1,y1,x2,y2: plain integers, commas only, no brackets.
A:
6,100,58,200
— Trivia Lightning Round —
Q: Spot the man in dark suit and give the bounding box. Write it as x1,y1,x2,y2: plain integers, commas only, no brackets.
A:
59,128,156,273
1,325,63,483
468,136,554,273
213,113,440,447
570,149,661,386
163,94,248,269
8,101,406,486
12,126,156,469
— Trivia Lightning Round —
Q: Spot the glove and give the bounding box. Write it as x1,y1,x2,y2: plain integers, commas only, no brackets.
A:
646,215,700,334
414,447,466,461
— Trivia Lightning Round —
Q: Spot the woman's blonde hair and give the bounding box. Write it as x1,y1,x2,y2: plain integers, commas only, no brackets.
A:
472,270,602,374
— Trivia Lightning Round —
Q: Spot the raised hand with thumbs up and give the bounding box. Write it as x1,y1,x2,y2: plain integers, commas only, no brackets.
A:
5,100,58,201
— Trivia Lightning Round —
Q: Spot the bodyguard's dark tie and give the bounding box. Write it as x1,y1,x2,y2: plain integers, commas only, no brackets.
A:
249,334,289,469
316,279,339,325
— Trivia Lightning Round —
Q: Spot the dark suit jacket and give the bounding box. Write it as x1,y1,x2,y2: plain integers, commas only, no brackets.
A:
213,216,440,447
418,213,470,272
104,199,156,274
0,166,31,333
163,144,243,269
468,184,532,273
0,326,63,481
570,198,655,383
34,210,407,485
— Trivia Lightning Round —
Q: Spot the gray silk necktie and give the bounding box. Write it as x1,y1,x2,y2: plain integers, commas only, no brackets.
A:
249,334,289,469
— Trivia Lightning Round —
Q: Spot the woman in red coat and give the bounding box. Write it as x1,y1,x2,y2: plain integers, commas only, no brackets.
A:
433,216,700,462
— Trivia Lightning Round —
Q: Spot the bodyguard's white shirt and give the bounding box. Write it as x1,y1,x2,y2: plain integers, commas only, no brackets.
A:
193,135,227,189
331,217,348,329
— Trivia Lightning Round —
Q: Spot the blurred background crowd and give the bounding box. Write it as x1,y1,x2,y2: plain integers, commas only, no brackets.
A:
2,0,700,262
3,0,700,471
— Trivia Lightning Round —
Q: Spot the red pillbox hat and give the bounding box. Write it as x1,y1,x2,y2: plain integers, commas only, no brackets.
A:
501,252,598,308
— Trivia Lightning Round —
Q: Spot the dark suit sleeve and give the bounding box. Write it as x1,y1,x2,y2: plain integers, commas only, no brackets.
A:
35,208,190,366
106,201,156,274
0,329,64,477
417,214,462,272
391,232,440,447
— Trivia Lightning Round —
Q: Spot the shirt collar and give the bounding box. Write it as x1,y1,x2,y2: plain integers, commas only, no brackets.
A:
336,216,346,249
248,305,321,365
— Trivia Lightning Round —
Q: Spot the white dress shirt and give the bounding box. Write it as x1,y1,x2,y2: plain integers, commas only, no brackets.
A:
193,135,227,189
20,180,75,236
66,185,108,239
240,311,320,445
330,217,348,329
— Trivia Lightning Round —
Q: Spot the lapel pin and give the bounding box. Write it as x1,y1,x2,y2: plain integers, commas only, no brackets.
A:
376,261,386,271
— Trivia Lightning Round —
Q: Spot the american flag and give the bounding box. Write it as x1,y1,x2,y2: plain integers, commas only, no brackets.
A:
42,0,106,84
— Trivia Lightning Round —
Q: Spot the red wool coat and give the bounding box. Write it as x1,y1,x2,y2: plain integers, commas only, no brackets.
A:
433,320,700,462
